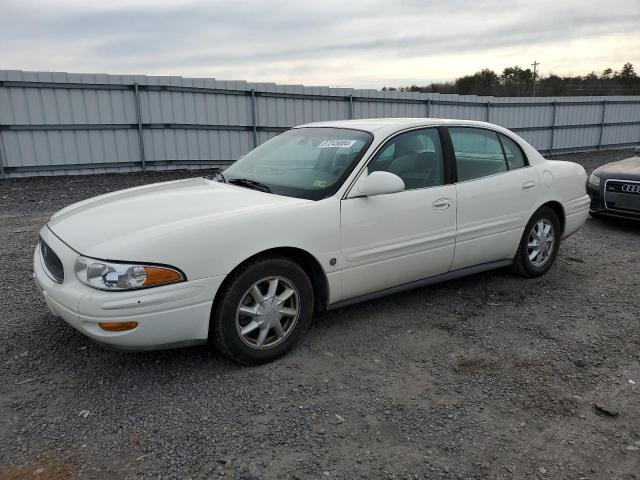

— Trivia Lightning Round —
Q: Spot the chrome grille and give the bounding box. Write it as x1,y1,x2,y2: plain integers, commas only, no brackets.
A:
606,180,640,195
40,240,64,283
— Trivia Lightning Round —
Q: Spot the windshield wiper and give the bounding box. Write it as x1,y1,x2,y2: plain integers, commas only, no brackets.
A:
228,178,272,193
205,168,227,183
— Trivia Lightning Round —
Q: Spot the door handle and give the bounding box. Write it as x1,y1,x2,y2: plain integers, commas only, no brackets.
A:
432,198,452,210
522,181,537,191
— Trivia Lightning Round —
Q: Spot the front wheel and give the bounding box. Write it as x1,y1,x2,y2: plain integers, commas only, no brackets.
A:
210,256,314,365
512,206,561,278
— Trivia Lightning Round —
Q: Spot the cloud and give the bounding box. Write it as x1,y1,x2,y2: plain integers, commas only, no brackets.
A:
0,0,638,88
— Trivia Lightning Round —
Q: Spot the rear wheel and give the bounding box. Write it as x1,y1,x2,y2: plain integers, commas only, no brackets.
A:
513,206,561,278
210,256,313,365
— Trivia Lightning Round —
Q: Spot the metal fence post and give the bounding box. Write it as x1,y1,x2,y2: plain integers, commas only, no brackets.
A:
250,89,258,148
425,98,431,118
549,101,558,155
598,100,607,150
349,95,354,119
133,83,147,172
486,102,491,122
0,131,6,179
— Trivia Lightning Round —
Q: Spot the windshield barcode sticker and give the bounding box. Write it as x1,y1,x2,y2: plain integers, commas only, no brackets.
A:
317,139,357,148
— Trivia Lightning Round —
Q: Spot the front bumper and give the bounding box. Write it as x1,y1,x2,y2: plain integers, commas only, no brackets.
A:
34,226,225,350
587,184,640,220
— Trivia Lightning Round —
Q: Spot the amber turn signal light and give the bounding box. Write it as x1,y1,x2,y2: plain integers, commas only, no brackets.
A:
99,321,139,332
143,266,183,287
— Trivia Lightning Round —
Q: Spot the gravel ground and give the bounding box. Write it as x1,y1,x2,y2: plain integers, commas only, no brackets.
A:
1,149,639,480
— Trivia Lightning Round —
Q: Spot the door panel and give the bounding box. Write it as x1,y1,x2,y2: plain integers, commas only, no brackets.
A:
447,127,539,270
340,186,457,300
452,168,539,269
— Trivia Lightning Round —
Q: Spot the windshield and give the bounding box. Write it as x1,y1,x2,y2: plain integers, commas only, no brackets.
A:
222,127,373,200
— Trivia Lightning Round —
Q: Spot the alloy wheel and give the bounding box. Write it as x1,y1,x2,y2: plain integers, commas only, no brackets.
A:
527,219,555,267
235,276,300,349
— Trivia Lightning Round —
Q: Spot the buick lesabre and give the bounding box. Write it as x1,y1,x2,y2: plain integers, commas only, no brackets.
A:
34,118,590,364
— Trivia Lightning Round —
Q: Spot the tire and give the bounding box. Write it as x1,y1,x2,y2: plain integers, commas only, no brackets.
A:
512,206,561,278
210,255,314,365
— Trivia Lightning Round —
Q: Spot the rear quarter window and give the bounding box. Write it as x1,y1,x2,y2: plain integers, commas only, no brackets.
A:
499,134,527,169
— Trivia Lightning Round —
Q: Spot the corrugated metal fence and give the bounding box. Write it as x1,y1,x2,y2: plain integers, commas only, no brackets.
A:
1,70,639,178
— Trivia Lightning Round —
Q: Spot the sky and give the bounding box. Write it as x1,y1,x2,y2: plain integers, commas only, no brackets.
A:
1,0,639,89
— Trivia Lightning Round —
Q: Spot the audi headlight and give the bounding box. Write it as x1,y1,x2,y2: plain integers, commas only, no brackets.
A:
588,173,601,187
74,256,185,291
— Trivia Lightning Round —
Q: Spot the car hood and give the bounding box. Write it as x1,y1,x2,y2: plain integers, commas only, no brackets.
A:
48,177,309,255
596,155,640,181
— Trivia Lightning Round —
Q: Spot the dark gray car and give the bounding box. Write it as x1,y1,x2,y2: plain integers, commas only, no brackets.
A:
587,154,640,220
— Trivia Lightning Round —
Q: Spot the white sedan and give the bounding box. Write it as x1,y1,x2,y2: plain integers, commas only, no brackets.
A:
34,118,590,364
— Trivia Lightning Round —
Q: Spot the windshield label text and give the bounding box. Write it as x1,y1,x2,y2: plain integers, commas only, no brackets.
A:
317,139,357,148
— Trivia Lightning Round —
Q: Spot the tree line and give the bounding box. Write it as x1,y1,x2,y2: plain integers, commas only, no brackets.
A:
383,63,639,97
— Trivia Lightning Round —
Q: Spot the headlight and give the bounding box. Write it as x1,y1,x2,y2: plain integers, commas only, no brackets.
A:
74,256,185,291
588,173,601,187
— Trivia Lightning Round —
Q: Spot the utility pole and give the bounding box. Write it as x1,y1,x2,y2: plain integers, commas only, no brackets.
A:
531,60,540,96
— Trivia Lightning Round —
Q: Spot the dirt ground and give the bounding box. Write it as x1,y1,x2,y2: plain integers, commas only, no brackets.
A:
1,149,639,480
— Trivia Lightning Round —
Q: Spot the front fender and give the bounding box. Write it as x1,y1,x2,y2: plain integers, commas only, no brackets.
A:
86,197,343,284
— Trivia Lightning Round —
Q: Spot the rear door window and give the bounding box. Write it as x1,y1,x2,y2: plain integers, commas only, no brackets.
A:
449,127,508,182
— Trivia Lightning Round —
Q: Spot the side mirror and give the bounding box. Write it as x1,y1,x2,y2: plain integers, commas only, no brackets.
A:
357,171,405,196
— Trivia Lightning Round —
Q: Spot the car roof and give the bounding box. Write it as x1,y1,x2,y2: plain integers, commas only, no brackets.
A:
295,118,510,136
